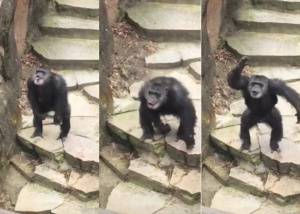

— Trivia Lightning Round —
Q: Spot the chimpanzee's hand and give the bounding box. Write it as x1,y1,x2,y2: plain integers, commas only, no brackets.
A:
239,56,248,66
54,114,62,125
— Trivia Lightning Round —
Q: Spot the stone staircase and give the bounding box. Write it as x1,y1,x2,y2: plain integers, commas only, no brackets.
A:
101,1,201,213
6,0,100,213
206,0,300,213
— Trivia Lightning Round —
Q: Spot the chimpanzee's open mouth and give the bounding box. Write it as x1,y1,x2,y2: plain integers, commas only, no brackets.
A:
147,102,159,110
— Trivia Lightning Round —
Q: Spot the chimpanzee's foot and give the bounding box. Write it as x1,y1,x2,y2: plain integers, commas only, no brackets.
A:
141,132,154,141
240,141,251,151
31,130,43,138
270,141,280,153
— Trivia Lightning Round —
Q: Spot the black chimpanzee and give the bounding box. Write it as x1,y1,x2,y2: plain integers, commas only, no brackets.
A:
139,76,197,149
27,68,70,141
228,57,300,152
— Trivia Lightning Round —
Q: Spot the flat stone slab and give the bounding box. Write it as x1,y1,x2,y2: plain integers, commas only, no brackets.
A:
68,171,98,199
210,126,261,163
17,125,64,160
229,166,265,195
15,183,64,213
10,153,35,181
32,36,99,67
70,117,99,142
145,43,201,68
64,134,99,172
170,166,201,202
253,66,300,83
34,164,68,192
126,2,201,39
52,196,98,214
128,158,170,192
113,97,139,115
255,0,300,11
100,145,130,180
56,69,99,89
215,113,241,129
211,187,300,214
83,84,99,103
188,61,201,80
204,155,230,185
226,31,300,64
69,91,98,117
259,134,300,174
40,14,99,38
106,182,197,214
235,4,300,32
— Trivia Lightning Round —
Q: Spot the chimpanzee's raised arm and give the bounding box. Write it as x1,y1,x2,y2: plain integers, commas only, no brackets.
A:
227,56,249,90
270,79,300,122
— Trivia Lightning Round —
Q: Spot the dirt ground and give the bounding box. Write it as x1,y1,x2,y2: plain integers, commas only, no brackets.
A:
109,21,156,98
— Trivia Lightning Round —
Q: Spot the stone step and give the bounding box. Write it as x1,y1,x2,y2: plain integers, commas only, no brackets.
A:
126,2,201,40
225,31,300,66
55,69,99,90
210,187,300,214
254,0,300,11
15,183,98,213
106,182,199,214
55,0,99,18
145,42,201,68
203,155,230,185
83,84,99,103
252,65,300,83
234,4,300,34
10,153,35,181
228,166,300,204
40,13,99,39
32,36,99,69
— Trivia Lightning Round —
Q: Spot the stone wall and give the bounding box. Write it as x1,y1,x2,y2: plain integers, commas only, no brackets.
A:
0,0,21,181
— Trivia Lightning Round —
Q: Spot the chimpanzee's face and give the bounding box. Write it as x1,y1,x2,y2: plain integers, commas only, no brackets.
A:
33,69,50,86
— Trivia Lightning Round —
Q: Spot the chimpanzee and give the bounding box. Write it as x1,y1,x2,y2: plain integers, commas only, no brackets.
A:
228,57,300,152
27,68,70,141
139,76,196,149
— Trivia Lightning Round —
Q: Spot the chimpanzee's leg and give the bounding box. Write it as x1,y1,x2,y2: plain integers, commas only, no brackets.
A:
264,107,283,152
240,109,259,150
32,114,43,138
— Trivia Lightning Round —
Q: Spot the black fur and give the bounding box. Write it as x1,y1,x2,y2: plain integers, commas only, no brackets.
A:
228,57,300,152
139,76,196,149
27,68,70,140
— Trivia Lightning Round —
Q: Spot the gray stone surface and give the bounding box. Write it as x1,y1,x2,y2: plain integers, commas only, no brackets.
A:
69,91,99,117
68,171,99,199
56,69,99,89
145,49,182,68
126,2,201,39
56,0,99,10
70,117,99,142
128,158,170,192
100,145,130,180
34,164,68,192
204,155,230,185
210,126,261,163
170,166,201,202
10,153,35,181
106,182,197,214
32,36,99,67
52,196,98,214
40,14,99,38
113,97,139,115
17,125,64,160
226,31,300,63
229,166,265,195
83,84,99,102
253,66,300,83
64,134,99,171
15,183,64,213
211,187,264,214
